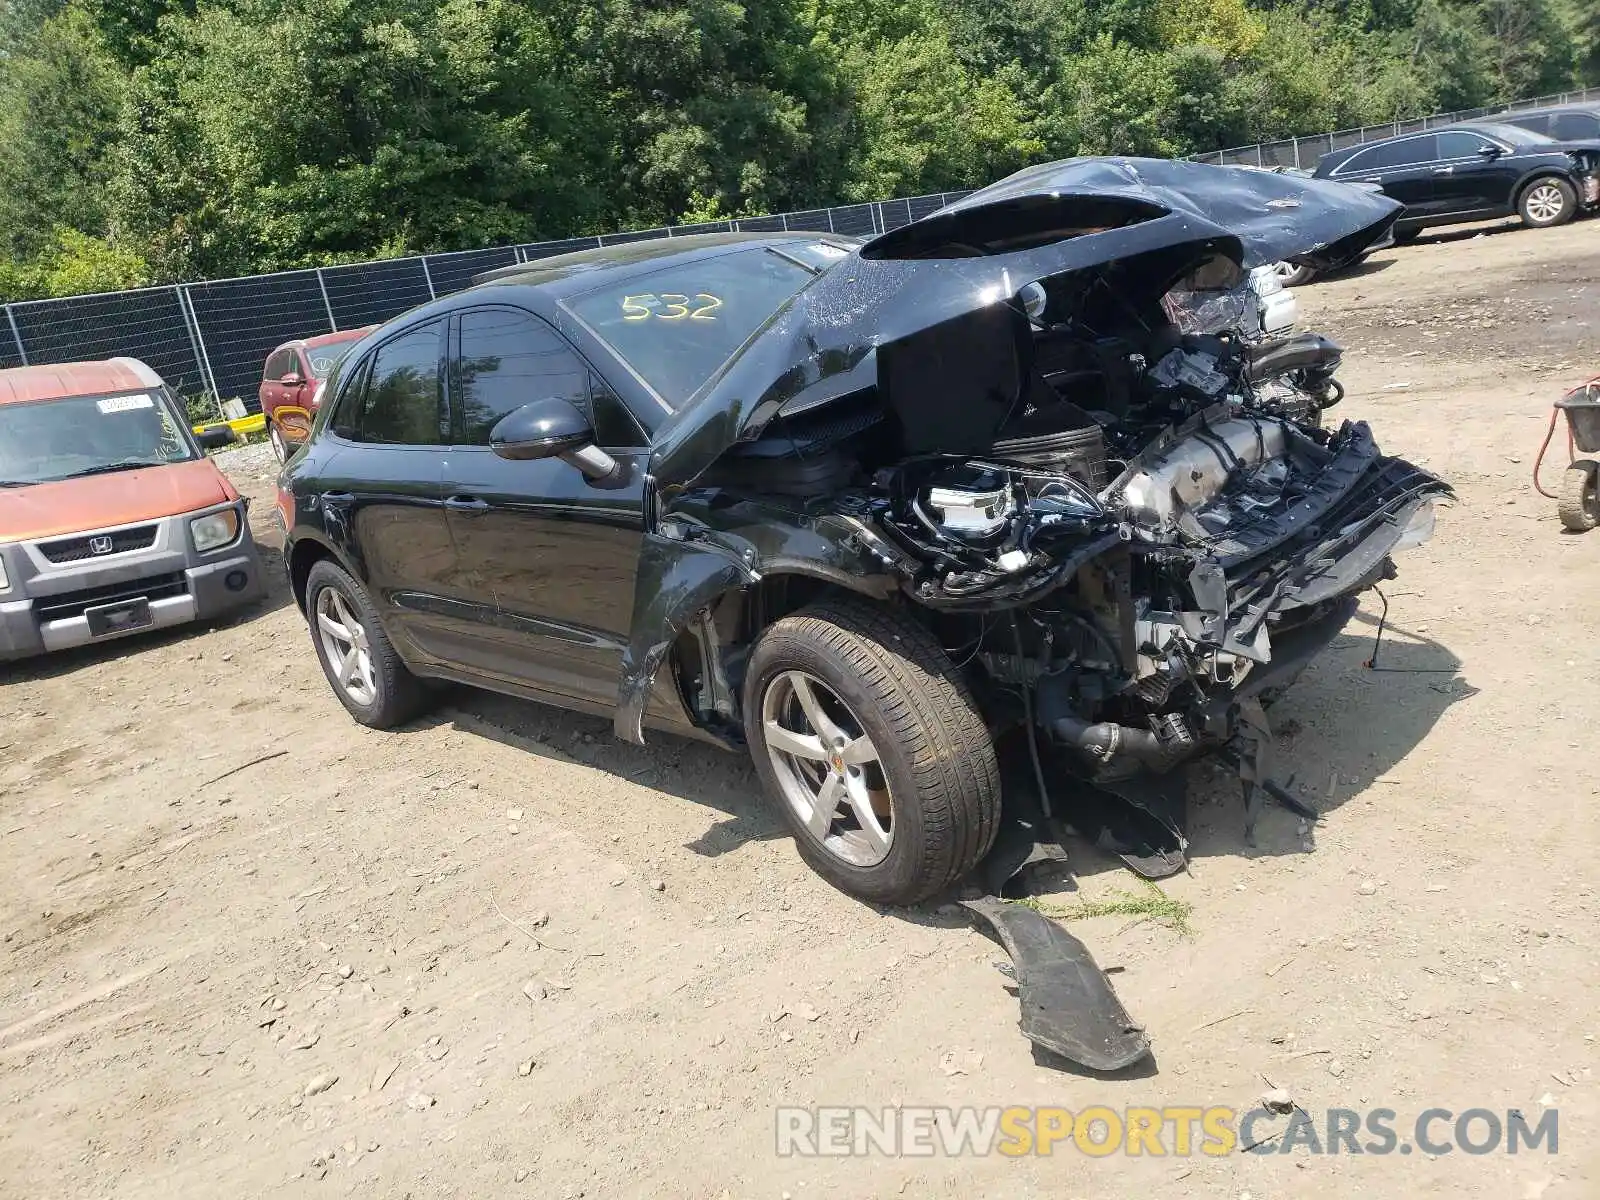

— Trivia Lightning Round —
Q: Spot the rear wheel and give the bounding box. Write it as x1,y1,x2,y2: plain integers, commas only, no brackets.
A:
744,598,1000,906
1519,177,1577,229
1393,227,1423,245
1558,460,1600,532
305,559,430,727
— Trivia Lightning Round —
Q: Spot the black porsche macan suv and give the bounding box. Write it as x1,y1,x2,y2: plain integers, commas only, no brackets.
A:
1313,121,1600,237
278,160,1447,905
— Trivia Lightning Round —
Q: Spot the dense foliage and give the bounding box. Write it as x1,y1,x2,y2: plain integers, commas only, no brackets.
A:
1,0,1594,298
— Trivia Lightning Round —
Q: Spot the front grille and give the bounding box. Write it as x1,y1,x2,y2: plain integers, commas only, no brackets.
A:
37,525,159,564
34,572,188,623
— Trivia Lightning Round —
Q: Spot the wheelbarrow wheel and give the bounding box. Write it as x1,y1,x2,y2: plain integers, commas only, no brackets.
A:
1558,460,1600,532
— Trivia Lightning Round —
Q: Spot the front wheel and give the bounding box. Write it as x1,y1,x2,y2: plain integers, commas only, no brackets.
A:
1519,177,1577,229
744,598,1001,906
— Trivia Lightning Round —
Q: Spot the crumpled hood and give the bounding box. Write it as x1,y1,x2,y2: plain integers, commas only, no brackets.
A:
877,157,1401,271
647,157,1401,493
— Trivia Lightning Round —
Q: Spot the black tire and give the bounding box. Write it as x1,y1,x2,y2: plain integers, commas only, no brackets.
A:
1518,176,1577,229
1393,227,1422,245
743,598,1001,906
1558,460,1600,533
304,558,430,728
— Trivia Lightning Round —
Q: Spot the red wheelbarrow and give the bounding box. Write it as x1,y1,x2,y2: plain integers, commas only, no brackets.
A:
1538,377,1600,532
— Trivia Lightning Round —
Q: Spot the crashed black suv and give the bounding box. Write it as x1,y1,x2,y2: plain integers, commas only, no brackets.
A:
280,158,1449,906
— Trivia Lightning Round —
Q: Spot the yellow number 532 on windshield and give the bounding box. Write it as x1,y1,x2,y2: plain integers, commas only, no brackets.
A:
621,293,723,322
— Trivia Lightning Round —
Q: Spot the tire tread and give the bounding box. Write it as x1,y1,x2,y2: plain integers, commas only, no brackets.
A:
750,598,1000,903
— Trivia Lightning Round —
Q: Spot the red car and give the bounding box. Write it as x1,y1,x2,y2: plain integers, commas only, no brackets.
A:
259,327,375,461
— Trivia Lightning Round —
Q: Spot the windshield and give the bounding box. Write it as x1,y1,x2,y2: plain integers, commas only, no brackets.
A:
0,390,197,486
563,246,823,409
306,342,360,379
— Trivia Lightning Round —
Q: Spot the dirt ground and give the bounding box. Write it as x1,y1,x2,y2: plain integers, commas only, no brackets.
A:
3,215,1600,1200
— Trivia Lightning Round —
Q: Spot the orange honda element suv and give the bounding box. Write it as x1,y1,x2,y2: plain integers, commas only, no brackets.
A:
0,358,265,660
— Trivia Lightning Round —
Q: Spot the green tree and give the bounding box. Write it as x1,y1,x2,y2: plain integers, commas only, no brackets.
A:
0,5,124,262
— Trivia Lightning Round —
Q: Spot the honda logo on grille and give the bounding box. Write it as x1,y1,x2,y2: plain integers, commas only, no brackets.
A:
89,536,114,555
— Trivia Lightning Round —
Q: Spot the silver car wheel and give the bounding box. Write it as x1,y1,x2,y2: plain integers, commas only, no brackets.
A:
1526,183,1566,224
760,669,893,867
316,587,377,706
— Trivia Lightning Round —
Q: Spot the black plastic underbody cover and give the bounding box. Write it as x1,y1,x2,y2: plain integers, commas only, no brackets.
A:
963,897,1152,1072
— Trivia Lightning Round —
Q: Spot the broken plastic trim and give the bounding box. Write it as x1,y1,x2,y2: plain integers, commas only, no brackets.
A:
963,897,1152,1072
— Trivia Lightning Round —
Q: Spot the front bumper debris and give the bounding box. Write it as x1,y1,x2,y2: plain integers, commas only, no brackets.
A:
964,896,1151,1072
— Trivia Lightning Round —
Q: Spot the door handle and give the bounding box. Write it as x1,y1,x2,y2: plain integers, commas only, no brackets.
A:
444,495,490,516
1432,166,1454,175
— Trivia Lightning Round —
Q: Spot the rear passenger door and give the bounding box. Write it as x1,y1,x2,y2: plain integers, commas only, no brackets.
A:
1334,136,1439,216
321,319,461,667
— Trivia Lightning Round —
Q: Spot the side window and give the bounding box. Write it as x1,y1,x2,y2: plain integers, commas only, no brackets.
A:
264,349,291,380
1509,115,1551,137
589,374,648,448
1336,147,1379,175
328,356,371,440
1553,113,1600,140
1342,137,1436,172
1436,131,1489,159
350,321,445,445
455,307,588,445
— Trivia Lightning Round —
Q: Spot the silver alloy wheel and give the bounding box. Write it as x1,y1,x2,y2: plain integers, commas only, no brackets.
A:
269,421,288,462
1525,183,1566,224
315,586,377,706
761,669,893,867
1271,261,1298,282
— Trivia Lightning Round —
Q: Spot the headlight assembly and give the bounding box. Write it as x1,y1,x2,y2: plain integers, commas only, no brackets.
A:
191,508,241,553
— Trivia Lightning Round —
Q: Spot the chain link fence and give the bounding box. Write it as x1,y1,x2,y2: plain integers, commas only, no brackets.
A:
1190,87,1600,169
0,192,963,417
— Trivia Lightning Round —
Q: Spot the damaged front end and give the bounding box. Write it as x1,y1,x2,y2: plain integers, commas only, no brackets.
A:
607,157,1448,1071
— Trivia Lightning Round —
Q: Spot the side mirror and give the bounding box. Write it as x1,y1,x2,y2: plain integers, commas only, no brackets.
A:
280,372,305,386
196,425,238,450
1477,145,1503,160
490,398,620,482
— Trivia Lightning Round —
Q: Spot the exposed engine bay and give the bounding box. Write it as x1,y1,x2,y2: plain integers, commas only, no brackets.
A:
664,252,1449,877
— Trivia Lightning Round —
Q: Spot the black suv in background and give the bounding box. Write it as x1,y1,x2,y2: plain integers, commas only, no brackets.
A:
1313,122,1600,237
1488,103,1600,143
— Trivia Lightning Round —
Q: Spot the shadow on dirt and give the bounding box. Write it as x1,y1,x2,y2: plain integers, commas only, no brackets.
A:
1065,610,1472,884
423,604,1471,897
1322,256,1396,283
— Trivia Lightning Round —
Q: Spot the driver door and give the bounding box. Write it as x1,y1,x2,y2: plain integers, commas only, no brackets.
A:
439,305,650,710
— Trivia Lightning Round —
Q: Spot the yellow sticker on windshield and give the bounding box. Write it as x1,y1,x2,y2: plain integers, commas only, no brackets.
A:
620,293,722,322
